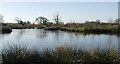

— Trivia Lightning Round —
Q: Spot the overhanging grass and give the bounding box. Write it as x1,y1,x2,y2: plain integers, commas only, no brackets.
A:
2,44,120,64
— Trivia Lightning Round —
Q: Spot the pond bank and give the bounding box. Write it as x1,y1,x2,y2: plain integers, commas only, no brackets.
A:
0,26,12,34
3,23,120,35
2,45,120,63
44,26,120,35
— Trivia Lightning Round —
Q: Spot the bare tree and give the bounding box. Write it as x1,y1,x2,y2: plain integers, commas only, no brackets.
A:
114,19,120,24
14,17,24,26
35,16,48,25
108,18,114,23
14,17,22,23
53,12,60,25
0,13,4,23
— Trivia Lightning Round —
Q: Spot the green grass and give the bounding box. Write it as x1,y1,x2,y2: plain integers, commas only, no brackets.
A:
2,44,120,64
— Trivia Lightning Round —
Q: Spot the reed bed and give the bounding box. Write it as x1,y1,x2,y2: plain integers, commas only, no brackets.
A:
2,44,120,64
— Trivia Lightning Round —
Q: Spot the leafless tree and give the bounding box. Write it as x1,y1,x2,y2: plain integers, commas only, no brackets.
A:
114,18,120,23
14,17,24,26
14,17,22,24
53,12,60,25
0,13,4,23
108,18,114,23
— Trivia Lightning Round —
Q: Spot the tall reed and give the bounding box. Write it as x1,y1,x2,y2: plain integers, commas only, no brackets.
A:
2,44,120,64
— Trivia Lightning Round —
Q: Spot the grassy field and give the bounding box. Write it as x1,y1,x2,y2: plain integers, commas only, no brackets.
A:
2,44,120,64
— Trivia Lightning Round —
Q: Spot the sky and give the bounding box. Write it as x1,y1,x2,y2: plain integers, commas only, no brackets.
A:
1,2,118,23
0,0,119,2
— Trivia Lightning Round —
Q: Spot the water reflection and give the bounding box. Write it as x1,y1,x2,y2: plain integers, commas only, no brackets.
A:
1,29,119,51
51,30,59,41
15,29,26,39
36,30,48,38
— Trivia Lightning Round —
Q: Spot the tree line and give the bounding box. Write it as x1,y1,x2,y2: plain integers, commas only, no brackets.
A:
14,12,61,26
0,13,120,25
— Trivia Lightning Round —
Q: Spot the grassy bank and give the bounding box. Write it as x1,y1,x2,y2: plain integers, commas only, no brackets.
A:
0,26,12,33
2,45,120,64
3,22,120,34
44,23,120,34
6,23,35,29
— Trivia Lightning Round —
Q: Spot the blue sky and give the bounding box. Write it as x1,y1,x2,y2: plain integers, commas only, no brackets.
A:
1,2,118,23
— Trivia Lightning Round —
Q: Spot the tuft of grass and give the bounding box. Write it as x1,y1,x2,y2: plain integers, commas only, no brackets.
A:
2,44,120,64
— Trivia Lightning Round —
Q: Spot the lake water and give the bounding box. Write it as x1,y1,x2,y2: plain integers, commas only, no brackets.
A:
0,29,119,51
